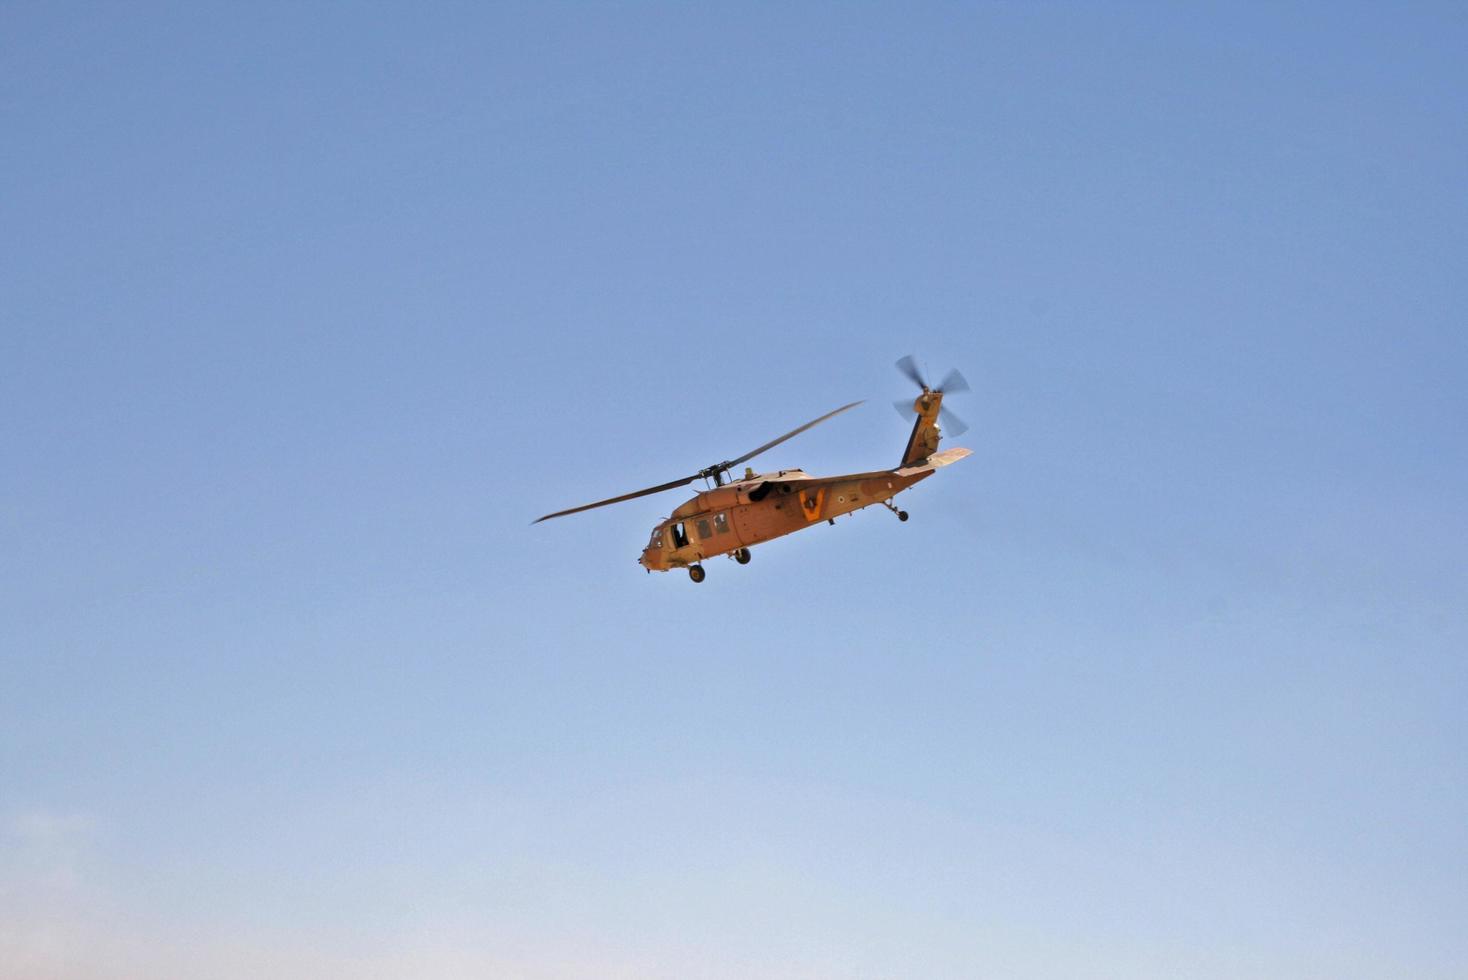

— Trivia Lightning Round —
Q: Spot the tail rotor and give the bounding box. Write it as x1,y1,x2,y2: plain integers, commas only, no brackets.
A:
893,356,971,437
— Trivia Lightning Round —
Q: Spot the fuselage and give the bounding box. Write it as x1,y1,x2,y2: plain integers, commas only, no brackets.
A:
638,465,933,571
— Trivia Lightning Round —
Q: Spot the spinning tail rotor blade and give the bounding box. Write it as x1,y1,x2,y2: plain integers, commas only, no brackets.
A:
895,355,928,390
940,406,970,438
937,368,970,394
726,401,864,468
896,395,968,436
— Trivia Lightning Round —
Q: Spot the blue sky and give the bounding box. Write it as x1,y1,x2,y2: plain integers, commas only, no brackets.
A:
3,3,1465,977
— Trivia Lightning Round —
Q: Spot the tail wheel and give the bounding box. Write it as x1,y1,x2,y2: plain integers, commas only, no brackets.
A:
898,510,909,522
688,565,706,583
734,548,752,565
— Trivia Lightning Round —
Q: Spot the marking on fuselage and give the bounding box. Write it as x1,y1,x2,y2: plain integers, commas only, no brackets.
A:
799,487,826,523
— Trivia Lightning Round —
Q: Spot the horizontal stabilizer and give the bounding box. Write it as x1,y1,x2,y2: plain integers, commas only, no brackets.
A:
895,446,972,476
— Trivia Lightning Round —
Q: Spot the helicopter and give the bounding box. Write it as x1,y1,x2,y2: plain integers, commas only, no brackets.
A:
534,357,973,582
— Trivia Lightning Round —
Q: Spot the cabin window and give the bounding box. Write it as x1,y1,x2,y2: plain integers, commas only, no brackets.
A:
671,522,688,548
713,512,730,534
697,518,713,540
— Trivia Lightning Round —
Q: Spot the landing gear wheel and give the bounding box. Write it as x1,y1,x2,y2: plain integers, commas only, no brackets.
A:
688,565,706,583
897,510,909,522
734,548,752,565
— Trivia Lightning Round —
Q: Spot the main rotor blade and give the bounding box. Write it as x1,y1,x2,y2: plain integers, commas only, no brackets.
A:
533,473,699,523
535,401,863,523
726,400,864,469
896,355,927,390
937,368,970,394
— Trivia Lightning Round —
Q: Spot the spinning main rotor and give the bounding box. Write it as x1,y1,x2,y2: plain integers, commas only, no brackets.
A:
532,400,864,524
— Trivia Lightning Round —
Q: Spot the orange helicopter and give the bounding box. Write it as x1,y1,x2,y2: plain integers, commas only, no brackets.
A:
534,357,972,582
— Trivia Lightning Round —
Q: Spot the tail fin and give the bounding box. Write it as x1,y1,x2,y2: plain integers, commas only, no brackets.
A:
899,391,945,468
